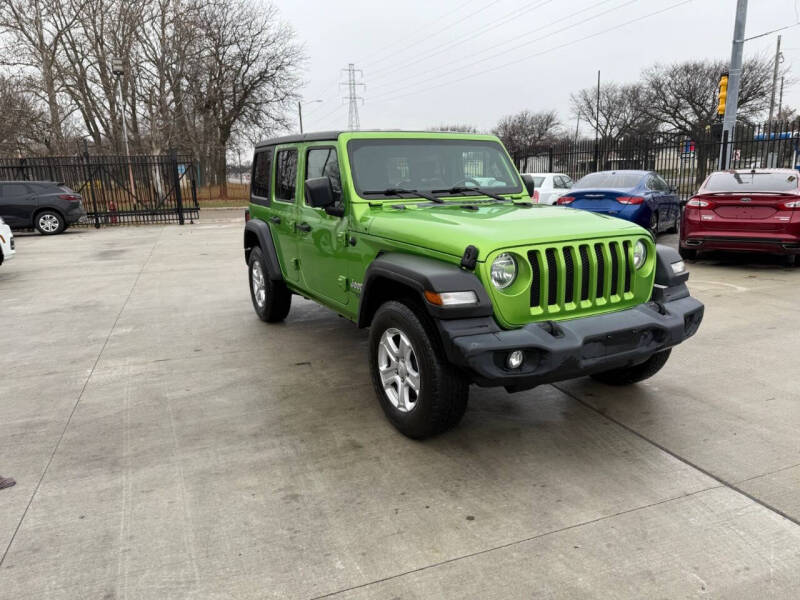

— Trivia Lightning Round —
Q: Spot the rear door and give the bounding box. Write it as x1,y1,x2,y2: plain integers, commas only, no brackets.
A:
270,146,301,284
0,182,38,226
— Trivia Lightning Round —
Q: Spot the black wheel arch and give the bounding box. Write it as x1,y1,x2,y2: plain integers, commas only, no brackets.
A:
244,219,282,281
357,253,493,328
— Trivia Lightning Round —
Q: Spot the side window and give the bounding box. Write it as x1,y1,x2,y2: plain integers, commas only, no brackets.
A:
554,176,568,189
646,176,659,191
656,175,671,192
251,149,272,200
4,183,28,196
306,147,342,203
274,148,298,203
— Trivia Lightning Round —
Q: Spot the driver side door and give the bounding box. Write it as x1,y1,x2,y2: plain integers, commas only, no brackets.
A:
296,144,350,307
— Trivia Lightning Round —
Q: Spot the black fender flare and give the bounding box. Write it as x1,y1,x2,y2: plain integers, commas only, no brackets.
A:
244,219,282,281
357,253,493,327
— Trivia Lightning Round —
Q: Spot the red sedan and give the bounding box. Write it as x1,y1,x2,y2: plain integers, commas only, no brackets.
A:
680,169,800,266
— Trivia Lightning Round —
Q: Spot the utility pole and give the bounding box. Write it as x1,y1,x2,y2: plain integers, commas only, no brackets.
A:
777,75,784,119
111,57,137,203
719,0,748,169
767,35,782,127
298,101,304,134
341,64,365,130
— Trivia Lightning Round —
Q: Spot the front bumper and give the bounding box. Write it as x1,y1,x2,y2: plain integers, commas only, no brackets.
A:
438,293,703,391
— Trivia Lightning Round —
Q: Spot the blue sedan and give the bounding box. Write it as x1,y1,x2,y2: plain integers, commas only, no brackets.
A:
556,170,680,234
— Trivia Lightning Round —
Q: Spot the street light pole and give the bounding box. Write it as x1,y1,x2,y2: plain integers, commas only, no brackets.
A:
298,100,323,134
111,58,131,158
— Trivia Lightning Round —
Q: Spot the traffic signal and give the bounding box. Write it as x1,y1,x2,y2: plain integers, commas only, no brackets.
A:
717,72,729,117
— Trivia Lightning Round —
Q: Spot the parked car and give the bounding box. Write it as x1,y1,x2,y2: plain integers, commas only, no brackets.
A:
0,216,15,266
243,131,703,439
557,170,680,234
680,168,800,266
520,172,573,204
0,181,86,235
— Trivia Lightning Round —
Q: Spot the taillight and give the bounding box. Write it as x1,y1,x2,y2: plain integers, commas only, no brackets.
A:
59,194,81,202
532,190,540,202
781,200,800,209
617,196,644,205
686,198,711,208
557,196,574,205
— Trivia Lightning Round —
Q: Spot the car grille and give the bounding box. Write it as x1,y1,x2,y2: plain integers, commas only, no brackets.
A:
527,240,635,315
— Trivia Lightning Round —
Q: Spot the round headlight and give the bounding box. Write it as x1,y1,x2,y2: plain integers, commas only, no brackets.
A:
633,240,647,269
491,253,517,289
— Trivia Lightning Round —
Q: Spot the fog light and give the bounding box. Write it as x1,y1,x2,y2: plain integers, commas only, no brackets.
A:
670,260,686,274
506,350,524,369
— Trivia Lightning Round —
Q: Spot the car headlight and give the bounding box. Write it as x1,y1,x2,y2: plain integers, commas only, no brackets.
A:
491,253,517,289
633,240,647,269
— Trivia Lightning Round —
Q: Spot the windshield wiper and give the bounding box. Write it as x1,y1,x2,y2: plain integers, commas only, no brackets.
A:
432,186,509,203
362,187,443,203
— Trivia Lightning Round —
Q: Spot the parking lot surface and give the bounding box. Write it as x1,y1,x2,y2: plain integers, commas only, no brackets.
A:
2,214,800,599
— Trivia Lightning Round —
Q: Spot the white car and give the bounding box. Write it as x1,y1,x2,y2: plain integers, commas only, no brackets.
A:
520,172,574,205
0,216,15,266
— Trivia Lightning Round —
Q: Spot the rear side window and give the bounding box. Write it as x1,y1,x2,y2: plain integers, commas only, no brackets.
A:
704,172,798,192
1,183,28,196
252,149,272,199
274,149,298,203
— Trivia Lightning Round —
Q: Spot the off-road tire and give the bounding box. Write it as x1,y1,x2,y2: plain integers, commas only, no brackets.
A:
369,300,468,439
248,246,291,322
34,210,65,235
679,247,698,260
590,349,672,386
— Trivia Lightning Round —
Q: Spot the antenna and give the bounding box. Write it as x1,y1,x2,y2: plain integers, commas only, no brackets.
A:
340,64,365,130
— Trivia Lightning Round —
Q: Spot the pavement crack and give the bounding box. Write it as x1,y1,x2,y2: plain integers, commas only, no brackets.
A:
0,229,164,569
551,383,800,530
304,485,722,600
734,461,800,485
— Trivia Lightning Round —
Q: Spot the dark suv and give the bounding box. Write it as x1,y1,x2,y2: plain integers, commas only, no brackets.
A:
0,181,86,235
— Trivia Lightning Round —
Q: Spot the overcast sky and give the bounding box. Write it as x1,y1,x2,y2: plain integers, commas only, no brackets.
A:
278,0,799,135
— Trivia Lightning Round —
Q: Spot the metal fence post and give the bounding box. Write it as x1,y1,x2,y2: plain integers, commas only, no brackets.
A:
82,139,101,229
170,149,185,225
547,147,554,173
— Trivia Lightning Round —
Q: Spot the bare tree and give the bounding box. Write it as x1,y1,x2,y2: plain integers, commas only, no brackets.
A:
642,57,774,181
570,82,657,142
493,109,561,157
427,123,482,133
0,75,47,154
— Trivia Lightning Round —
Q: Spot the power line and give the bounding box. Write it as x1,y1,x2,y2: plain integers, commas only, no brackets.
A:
370,0,693,105
367,0,554,85
369,0,645,102
368,0,624,93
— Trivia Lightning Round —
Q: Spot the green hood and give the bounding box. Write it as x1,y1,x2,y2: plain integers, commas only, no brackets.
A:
363,203,646,260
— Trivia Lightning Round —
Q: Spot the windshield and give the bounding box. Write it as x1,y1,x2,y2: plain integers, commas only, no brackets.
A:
704,172,799,193
347,138,522,198
573,172,643,189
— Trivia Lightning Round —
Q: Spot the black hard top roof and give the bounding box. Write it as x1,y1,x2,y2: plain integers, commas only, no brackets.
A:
255,131,343,148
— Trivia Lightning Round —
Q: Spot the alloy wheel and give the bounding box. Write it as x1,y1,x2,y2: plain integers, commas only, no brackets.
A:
38,214,60,233
251,260,267,309
377,327,421,413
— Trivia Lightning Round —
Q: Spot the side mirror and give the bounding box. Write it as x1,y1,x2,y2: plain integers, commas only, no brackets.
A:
305,177,344,216
670,186,678,193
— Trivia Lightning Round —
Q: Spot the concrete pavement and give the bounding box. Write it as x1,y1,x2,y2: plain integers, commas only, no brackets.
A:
1,216,799,598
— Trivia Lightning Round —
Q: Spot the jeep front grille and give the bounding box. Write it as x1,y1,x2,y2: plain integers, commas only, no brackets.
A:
527,240,635,314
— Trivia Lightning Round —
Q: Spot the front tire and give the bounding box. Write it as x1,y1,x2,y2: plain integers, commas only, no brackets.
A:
35,210,65,235
590,349,671,386
648,211,659,236
248,246,291,322
369,300,468,439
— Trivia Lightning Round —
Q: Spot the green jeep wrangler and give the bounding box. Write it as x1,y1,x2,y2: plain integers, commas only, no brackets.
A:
244,131,703,438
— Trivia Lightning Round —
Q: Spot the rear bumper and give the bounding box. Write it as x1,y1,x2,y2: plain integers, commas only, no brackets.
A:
437,292,703,391
65,204,87,224
681,234,800,255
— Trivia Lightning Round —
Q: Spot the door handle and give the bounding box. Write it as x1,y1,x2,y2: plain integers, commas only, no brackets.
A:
268,216,281,225
296,222,311,233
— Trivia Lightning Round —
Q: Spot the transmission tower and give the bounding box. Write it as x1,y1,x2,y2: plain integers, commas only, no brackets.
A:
340,63,365,130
